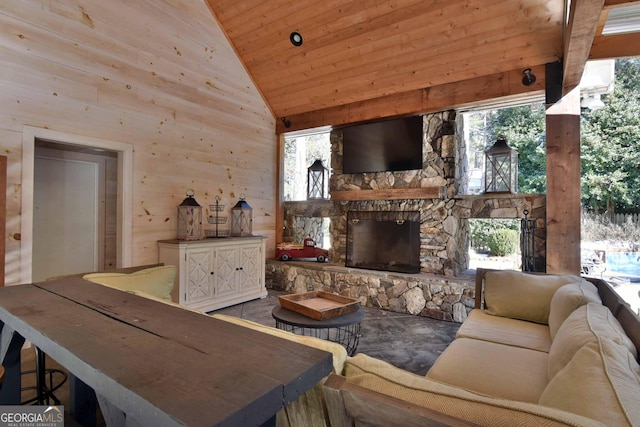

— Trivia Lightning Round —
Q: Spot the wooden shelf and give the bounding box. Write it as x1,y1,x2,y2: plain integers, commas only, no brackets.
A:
330,187,445,201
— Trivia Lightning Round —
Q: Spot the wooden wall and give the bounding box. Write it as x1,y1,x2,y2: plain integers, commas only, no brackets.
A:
0,0,277,285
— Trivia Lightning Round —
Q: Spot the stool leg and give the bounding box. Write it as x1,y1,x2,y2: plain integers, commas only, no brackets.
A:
34,346,47,405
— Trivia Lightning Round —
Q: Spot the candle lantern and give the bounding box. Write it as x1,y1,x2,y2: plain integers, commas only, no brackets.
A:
177,189,203,240
231,194,253,237
307,159,328,200
484,138,518,194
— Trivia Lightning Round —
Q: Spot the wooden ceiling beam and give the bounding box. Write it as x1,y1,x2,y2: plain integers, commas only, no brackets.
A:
276,65,546,134
590,33,640,58
563,0,606,94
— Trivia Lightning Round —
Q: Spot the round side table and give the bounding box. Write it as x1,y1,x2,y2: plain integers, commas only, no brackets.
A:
272,305,365,356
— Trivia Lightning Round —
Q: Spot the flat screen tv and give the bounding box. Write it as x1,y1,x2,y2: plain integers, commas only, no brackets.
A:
342,115,423,174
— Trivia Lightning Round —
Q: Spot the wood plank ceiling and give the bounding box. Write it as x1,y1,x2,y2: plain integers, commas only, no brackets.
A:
206,0,640,133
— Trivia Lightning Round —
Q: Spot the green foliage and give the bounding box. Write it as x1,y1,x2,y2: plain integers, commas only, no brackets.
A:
581,58,640,214
485,104,547,194
468,58,640,215
469,219,519,254
487,228,519,257
465,105,546,194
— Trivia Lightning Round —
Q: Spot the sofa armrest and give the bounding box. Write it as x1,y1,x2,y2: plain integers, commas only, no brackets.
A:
474,268,490,309
322,374,477,427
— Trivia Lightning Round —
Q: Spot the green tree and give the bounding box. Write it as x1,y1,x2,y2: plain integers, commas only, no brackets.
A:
581,58,640,214
485,104,547,194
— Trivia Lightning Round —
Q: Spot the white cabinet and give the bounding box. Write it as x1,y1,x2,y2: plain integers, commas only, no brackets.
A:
158,236,267,312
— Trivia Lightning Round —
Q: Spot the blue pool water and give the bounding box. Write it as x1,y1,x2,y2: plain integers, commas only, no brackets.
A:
606,252,640,277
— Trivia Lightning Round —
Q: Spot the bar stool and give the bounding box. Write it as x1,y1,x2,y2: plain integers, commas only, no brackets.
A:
21,347,67,405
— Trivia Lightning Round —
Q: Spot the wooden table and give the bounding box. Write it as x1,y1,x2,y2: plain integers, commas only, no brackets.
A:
0,279,333,427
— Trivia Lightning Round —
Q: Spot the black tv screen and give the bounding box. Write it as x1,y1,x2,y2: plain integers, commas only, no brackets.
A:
342,115,423,174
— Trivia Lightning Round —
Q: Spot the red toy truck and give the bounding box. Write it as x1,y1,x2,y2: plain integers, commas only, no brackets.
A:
276,237,329,262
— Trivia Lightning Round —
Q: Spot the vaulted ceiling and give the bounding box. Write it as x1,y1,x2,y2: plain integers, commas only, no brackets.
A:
206,0,640,133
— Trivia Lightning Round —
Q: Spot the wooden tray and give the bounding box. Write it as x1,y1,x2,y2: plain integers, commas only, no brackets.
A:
279,291,360,320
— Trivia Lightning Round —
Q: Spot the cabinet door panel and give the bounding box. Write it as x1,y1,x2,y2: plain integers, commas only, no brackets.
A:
186,248,213,304
238,244,261,292
214,246,238,296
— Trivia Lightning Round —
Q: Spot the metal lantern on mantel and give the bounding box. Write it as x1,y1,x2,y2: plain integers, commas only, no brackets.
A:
307,159,328,200
177,189,203,240
484,138,518,194
231,194,253,237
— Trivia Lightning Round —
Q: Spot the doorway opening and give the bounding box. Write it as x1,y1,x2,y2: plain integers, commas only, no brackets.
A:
21,126,133,284
32,140,118,281
468,218,522,271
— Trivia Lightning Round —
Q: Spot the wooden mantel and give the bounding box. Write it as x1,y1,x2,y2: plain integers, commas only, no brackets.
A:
330,187,446,201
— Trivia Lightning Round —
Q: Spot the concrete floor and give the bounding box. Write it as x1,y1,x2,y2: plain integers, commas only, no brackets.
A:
213,290,460,375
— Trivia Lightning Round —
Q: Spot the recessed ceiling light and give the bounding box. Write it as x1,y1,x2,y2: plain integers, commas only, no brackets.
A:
290,32,303,46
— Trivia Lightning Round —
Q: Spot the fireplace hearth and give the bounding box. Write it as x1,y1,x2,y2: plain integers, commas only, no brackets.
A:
346,211,420,274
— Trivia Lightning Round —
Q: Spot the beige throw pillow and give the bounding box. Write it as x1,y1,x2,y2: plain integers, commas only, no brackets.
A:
540,339,640,427
548,302,637,380
484,270,582,324
548,280,602,339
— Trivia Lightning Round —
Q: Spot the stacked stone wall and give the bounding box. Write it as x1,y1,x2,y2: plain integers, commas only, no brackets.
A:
266,260,475,323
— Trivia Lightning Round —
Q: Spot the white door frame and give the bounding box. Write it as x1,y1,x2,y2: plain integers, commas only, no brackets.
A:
21,126,133,284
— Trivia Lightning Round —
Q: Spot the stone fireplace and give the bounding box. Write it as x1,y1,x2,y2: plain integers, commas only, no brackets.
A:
329,111,463,275
273,110,547,323
282,110,547,277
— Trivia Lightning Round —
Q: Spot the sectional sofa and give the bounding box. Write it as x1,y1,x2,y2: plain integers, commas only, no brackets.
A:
325,268,640,427
78,266,640,426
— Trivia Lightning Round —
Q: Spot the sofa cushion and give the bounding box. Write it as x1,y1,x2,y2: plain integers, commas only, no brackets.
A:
211,313,348,374
426,337,549,403
548,281,601,339
540,339,640,427
345,353,604,427
456,309,551,352
83,265,176,301
484,270,582,324
548,303,637,379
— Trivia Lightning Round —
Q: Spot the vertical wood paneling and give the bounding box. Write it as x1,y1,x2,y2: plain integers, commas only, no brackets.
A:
0,0,277,285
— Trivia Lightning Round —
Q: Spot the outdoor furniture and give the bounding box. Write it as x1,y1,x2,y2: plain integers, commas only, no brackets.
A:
20,346,68,406
272,305,364,356
0,278,333,427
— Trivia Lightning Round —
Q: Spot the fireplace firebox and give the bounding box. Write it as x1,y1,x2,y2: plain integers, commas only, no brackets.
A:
346,211,420,274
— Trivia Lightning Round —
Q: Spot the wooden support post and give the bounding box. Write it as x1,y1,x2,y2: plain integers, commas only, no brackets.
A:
545,87,582,274
276,134,285,246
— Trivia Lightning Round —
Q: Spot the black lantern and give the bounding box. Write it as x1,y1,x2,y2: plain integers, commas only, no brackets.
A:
231,194,253,237
307,159,328,200
177,189,202,240
484,139,518,194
